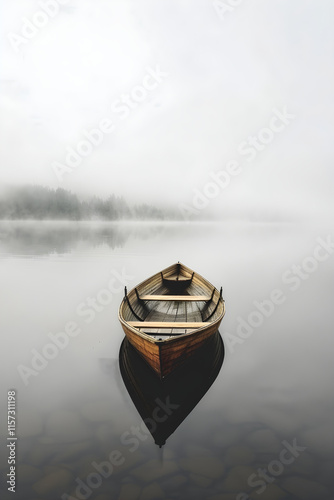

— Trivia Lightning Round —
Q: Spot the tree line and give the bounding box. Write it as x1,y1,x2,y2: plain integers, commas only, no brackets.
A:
0,185,179,221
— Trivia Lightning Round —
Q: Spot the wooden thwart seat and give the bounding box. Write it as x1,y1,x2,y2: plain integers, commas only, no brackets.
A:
139,295,211,301
163,276,190,281
128,321,210,329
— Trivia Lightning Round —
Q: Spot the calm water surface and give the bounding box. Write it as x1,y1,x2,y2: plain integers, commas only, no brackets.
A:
0,220,333,500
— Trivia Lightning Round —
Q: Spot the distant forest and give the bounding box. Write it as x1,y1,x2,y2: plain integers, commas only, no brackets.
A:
0,185,179,221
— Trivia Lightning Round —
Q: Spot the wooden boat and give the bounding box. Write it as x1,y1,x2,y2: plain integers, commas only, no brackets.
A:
118,262,225,378
119,331,225,446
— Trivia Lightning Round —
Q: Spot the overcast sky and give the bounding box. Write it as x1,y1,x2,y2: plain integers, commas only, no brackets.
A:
1,0,333,218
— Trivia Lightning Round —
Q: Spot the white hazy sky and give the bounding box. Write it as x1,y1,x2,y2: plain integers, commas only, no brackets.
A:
1,0,333,218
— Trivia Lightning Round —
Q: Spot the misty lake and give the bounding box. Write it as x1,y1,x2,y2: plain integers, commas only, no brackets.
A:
0,220,333,500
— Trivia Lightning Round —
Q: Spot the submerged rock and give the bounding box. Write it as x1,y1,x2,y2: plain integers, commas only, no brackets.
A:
300,425,334,457
179,456,225,479
207,495,239,500
189,473,213,487
69,453,97,476
221,465,256,492
212,427,241,449
28,443,60,466
139,482,164,499
43,465,62,475
287,451,316,476
53,440,92,462
113,450,147,476
161,447,176,460
17,464,42,484
32,468,72,496
317,460,334,490
45,410,90,442
281,476,331,499
118,483,142,500
18,413,44,438
183,444,212,457
132,459,179,482
95,423,114,443
121,475,134,483
249,483,286,500
161,474,188,492
225,446,255,466
246,429,281,454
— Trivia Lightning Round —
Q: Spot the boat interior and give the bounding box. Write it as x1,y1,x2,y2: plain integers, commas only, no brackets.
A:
120,263,224,340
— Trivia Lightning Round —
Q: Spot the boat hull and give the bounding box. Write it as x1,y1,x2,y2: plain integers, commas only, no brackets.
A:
118,262,225,378
120,318,223,378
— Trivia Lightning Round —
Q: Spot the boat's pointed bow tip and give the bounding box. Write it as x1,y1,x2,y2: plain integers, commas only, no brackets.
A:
176,260,186,267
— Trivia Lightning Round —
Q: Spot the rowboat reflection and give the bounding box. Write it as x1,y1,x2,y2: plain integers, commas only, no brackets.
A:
119,330,224,447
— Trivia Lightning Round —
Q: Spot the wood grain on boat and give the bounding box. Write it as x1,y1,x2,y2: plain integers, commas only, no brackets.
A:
118,262,225,378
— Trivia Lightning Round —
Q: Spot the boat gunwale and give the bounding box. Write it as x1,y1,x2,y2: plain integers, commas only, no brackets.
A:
118,262,225,345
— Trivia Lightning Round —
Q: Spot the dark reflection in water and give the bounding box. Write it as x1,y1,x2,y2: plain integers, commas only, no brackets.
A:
0,221,164,256
119,332,225,447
